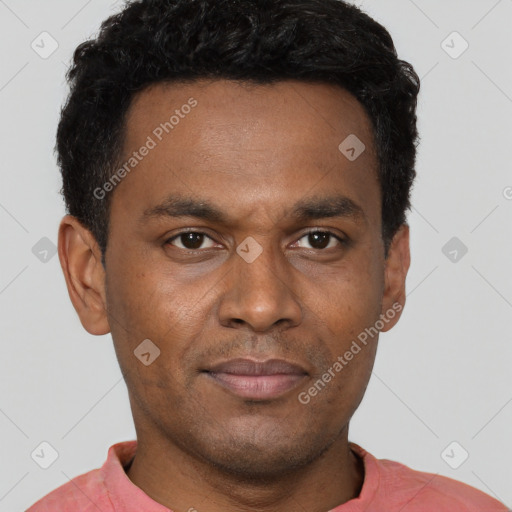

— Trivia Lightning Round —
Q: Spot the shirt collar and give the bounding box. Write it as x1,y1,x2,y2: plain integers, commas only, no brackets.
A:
101,440,171,511
100,440,378,511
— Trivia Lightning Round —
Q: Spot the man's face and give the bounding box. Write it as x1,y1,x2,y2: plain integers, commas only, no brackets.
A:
99,80,406,477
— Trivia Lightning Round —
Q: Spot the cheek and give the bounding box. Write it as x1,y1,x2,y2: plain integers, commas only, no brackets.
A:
307,255,384,341
107,256,179,330
105,257,212,373
105,266,192,406
298,337,378,430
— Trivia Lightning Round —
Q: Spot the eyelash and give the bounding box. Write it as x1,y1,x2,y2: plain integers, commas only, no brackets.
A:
164,229,347,252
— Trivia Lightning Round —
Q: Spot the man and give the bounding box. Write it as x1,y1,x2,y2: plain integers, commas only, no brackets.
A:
27,0,508,510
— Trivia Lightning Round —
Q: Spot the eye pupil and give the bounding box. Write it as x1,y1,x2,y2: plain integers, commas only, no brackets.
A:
309,232,330,249
181,233,204,249
170,230,339,252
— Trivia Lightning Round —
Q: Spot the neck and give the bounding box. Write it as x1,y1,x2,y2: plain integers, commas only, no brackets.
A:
125,427,364,512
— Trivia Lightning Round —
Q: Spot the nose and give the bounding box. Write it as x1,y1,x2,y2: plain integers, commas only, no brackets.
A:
218,238,303,332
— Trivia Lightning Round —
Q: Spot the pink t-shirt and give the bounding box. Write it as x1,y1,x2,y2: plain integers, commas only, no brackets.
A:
26,440,509,511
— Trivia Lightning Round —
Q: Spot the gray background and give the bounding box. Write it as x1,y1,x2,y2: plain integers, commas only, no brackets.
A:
1,0,511,510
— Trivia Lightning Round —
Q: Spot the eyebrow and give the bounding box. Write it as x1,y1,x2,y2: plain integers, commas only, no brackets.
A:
290,195,366,224
141,193,366,225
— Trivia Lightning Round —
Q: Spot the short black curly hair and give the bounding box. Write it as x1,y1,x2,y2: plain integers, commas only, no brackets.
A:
57,0,420,259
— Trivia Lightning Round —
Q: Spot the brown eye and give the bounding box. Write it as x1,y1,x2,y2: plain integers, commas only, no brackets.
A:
296,230,344,250
166,232,216,250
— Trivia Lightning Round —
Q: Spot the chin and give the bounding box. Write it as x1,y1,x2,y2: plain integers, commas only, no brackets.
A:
191,425,335,481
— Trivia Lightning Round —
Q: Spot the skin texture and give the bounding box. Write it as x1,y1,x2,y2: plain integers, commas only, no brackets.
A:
58,79,410,512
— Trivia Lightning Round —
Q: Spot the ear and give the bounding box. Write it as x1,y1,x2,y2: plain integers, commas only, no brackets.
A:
58,215,110,335
380,224,411,332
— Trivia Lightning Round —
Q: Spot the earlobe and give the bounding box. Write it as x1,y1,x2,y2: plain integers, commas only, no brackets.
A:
58,215,111,336
380,224,411,332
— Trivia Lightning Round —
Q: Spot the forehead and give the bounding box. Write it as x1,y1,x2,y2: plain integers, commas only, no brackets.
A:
113,79,380,227
125,79,375,149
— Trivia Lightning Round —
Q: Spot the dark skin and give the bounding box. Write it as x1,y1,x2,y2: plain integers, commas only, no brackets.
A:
58,79,410,512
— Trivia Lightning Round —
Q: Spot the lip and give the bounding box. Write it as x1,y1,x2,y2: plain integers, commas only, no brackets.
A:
202,358,308,400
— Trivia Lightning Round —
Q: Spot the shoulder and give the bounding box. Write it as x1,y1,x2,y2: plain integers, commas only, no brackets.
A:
25,469,112,512
351,443,509,511
26,470,112,511
375,454,509,511
25,440,137,511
